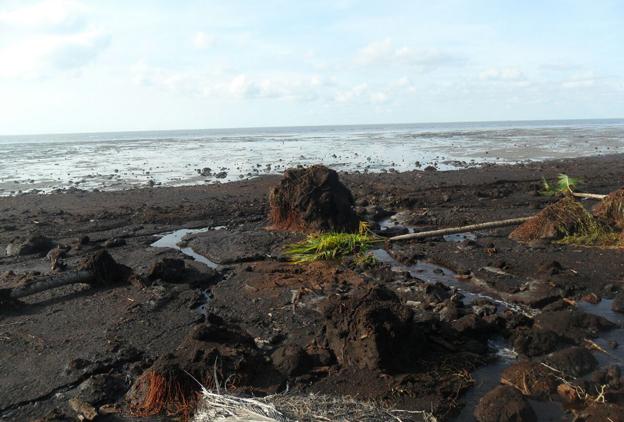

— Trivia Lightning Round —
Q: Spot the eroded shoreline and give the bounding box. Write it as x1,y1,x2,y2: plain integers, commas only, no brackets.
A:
2,154,624,421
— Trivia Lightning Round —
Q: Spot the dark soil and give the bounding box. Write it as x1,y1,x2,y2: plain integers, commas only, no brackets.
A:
2,154,624,421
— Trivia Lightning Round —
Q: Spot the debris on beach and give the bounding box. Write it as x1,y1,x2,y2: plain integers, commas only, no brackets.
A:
127,315,283,419
323,285,425,372
269,165,359,233
593,187,624,228
509,195,602,243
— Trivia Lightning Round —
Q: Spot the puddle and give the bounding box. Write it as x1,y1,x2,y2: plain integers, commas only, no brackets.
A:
443,233,477,242
151,227,220,268
577,299,624,365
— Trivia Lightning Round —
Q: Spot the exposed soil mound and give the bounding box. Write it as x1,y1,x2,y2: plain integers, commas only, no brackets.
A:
79,250,134,285
501,361,558,398
533,309,615,343
5,234,55,256
269,165,359,233
322,286,425,372
474,385,537,422
127,315,283,418
593,187,624,228
509,196,596,242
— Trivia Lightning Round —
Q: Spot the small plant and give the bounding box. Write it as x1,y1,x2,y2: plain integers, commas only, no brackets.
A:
285,222,384,263
539,174,582,196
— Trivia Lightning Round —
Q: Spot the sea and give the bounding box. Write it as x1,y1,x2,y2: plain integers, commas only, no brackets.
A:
1,119,623,196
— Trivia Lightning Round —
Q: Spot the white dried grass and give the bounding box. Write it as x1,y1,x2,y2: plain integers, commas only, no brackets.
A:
192,389,437,422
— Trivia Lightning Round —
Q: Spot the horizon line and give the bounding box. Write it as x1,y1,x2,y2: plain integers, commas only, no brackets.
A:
2,117,623,138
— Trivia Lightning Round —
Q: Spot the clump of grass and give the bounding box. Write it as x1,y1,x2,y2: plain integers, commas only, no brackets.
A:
285,222,383,263
552,199,623,247
540,174,582,196
557,224,622,247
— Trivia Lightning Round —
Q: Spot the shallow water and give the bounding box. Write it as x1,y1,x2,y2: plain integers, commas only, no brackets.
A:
1,119,623,196
151,227,220,268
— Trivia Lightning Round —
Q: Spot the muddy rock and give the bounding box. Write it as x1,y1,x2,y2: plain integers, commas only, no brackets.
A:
6,234,55,256
147,258,186,283
543,346,598,378
126,315,283,418
75,374,127,406
323,286,425,372
501,361,558,398
533,309,615,343
269,165,359,232
185,227,301,264
474,385,537,422
79,250,134,285
511,328,570,357
509,196,594,242
270,344,311,377
612,291,624,313
593,187,624,228
574,402,624,422
103,237,126,248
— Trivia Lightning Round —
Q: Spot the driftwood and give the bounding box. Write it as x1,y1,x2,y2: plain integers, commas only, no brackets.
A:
572,192,606,200
2,250,132,303
389,217,533,242
388,190,611,242
9,270,94,299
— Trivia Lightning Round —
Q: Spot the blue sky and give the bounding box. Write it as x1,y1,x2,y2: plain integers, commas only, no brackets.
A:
0,0,622,134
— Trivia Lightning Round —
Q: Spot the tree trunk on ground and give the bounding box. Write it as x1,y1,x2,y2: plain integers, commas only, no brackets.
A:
388,217,533,242
572,192,606,200
10,270,94,299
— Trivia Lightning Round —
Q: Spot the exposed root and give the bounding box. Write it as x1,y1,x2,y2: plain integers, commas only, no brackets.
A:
268,165,359,233
593,188,624,229
193,390,437,422
510,195,621,246
129,369,199,419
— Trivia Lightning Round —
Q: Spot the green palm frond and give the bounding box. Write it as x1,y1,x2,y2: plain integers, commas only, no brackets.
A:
285,222,383,263
539,174,582,196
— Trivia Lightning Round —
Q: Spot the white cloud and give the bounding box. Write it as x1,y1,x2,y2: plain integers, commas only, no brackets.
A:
133,64,326,101
355,38,462,70
561,71,597,89
0,1,109,79
479,67,526,81
193,32,216,49
0,0,86,31
0,30,110,79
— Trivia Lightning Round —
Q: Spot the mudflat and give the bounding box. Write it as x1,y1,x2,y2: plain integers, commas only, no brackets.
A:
2,154,624,421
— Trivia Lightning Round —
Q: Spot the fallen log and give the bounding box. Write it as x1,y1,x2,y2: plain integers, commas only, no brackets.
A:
572,192,606,200
389,217,533,242
1,250,133,302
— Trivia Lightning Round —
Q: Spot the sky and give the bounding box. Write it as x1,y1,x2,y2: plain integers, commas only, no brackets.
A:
0,0,623,135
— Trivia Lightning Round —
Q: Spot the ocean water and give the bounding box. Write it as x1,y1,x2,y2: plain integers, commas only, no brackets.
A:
0,119,623,196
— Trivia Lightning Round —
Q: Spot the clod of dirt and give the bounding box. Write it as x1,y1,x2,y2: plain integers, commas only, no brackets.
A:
474,385,537,422
0,288,24,311
501,361,558,398
79,250,134,285
573,403,624,422
510,328,571,357
5,235,55,256
268,165,359,233
270,344,311,377
593,187,624,228
147,258,186,283
323,286,425,372
126,315,283,418
509,196,595,242
612,291,624,314
533,309,615,343
543,346,598,378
